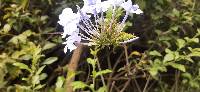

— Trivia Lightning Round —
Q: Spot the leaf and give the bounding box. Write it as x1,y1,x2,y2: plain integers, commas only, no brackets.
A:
87,58,96,69
39,73,47,80
163,53,174,62
165,48,172,54
42,42,56,50
32,75,40,85
189,51,200,57
149,68,158,77
36,65,46,75
21,0,29,10
176,39,186,49
19,54,32,60
42,57,58,65
130,51,141,56
167,62,186,72
34,84,46,90
97,86,107,92
90,48,99,56
182,73,192,79
95,69,112,78
171,26,179,31
13,62,31,72
149,59,167,77
56,76,65,88
3,24,11,33
72,81,88,91
149,50,162,56
185,37,199,43
9,36,19,45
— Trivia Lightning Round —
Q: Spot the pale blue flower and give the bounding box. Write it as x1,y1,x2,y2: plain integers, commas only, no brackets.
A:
107,0,125,6
59,0,142,53
62,23,78,38
81,0,111,14
58,8,81,38
58,8,80,27
63,31,81,52
121,0,143,14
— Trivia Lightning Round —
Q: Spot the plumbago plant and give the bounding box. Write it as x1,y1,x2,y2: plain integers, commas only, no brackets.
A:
58,0,142,91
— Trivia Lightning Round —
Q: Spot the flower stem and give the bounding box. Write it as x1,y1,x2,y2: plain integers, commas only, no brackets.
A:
65,45,83,92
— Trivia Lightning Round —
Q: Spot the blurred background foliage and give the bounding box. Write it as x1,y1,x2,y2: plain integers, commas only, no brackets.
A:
0,0,200,92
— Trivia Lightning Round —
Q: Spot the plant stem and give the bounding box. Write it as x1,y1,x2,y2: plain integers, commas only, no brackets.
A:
143,76,150,92
96,58,106,86
65,45,83,92
123,44,131,74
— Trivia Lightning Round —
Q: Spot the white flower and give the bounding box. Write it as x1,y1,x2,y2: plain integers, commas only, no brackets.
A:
121,0,143,14
61,23,78,38
58,8,81,38
58,8,80,26
107,0,125,6
59,0,142,53
63,31,81,52
82,0,112,14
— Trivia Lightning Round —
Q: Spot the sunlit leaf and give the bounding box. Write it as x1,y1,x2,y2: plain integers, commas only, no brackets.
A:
42,57,58,65
95,69,112,78
36,65,46,75
72,81,88,91
56,76,65,88
167,62,186,72
149,50,162,56
13,62,31,72
163,53,174,62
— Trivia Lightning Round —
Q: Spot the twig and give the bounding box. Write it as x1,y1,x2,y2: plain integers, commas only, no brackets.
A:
110,81,116,92
123,44,131,74
120,78,131,92
65,45,83,92
143,76,151,92
134,79,142,92
96,58,106,86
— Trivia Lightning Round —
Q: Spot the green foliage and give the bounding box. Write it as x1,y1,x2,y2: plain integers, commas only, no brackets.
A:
0,0,60,91
0,0,200,92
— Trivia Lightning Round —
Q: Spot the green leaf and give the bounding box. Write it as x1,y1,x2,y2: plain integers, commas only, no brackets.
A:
97,86,107,92
72,81,88,91
149,68,158,77
42,57,58,65
39,73,47,80
189,51,200,57
32,75,40,85
42,42,56,50
149,59,167,77
34,84,46,90
56,76,65,88
19,54,32,60
87,58,96,69
149,50,162,56
167,62,186,72
189,80,200,88
176,39,186,49
185,37,199,43
171,26,179,31
95,69,112,78
13,62,31,72
182,73,192,79
36,65,46,75
90,48,99,56
9,36,19,45
165,48,173,54
3,24,11,33
163,53,174,62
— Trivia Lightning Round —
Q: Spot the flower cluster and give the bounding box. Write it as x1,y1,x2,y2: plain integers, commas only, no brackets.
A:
58,0,143,53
